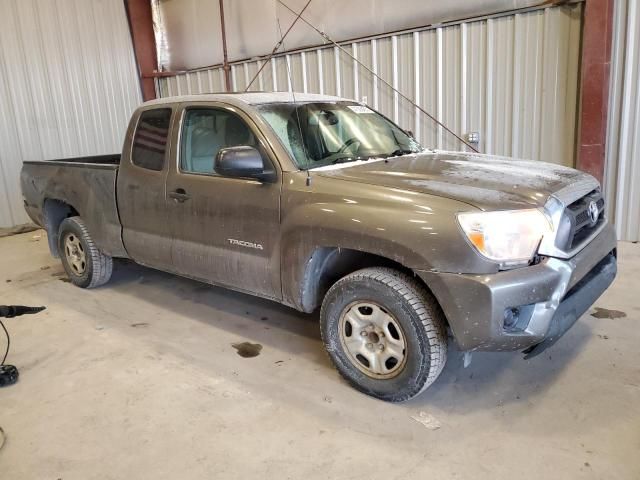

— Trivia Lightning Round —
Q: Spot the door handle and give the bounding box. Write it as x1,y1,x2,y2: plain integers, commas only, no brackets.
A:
169,188,191,203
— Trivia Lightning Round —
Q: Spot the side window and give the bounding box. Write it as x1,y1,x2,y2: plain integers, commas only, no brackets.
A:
180,108,257,175
132,108,172,171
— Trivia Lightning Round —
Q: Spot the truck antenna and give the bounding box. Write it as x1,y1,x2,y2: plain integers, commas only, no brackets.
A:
277,16,312,187
245,0,313,92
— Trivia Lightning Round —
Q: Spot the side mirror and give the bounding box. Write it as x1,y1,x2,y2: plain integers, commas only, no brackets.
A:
214,146,273,181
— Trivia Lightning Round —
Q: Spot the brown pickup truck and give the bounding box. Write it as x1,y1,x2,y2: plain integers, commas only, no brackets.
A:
20,92,617,402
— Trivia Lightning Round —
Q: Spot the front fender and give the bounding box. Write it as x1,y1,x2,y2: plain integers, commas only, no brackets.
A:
280,173,499,309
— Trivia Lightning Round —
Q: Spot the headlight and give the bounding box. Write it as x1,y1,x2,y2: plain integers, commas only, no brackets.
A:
457,209,552,267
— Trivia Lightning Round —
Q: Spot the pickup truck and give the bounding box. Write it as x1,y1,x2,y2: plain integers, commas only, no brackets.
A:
21,92,617,402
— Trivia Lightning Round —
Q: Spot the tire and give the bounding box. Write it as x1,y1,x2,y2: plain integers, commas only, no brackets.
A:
320,267,447,402
58,216,113,288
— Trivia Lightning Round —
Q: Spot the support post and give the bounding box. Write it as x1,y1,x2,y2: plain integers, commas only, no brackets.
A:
124,0,158,101
575,0,615,183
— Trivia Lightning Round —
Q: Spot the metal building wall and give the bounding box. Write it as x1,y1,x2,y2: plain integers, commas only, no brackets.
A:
158,4,582,164
0,0,142,228
605,0,640,242
156,0,546,71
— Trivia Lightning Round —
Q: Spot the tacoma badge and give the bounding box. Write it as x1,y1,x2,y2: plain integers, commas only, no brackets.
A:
228,238,264,250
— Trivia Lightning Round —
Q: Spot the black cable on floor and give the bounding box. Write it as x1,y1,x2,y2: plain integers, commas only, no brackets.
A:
0,305,45,387
0,320,18,387
0,319,9,366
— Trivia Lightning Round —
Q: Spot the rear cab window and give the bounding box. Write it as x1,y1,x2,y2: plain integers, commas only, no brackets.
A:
132,108,172,171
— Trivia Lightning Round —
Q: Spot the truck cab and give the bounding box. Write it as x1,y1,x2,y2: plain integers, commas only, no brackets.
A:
118,96,286,300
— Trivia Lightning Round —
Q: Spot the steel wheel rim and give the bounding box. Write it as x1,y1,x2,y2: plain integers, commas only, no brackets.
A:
339,301,407,379
64,233,86,275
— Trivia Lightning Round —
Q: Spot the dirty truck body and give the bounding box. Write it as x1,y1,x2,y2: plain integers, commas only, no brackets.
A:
21,93,617,401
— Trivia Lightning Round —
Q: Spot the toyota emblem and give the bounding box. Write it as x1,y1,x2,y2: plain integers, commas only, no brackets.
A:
587,200,599,224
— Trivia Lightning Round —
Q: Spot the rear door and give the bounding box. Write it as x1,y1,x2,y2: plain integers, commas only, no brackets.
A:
117,106,175,270
164,103,281,299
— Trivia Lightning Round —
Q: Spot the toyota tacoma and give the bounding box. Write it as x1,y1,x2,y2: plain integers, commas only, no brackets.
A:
20,92,617,402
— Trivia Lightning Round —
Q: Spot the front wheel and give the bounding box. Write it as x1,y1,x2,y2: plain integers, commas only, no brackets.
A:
320,267,448,402
58,216,113,288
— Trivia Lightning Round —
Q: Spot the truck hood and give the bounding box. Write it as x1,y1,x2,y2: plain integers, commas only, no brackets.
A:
312,150,595,210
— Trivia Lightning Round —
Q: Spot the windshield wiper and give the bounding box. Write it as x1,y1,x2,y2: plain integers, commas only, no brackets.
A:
386,149,414,158
331,156,355,165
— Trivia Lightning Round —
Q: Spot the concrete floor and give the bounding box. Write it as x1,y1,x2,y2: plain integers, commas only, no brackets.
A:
0,230,638,480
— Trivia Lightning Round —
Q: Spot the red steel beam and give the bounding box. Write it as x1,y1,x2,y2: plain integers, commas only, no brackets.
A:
575,0,615,184
124,0,158,101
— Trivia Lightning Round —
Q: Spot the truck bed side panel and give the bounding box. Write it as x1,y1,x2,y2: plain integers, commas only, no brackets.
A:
21,161,127,257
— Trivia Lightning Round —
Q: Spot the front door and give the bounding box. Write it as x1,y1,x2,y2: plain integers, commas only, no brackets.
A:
165,104,281,299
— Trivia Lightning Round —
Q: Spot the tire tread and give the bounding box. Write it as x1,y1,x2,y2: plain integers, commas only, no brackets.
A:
59,217,112,288
320,267,448,402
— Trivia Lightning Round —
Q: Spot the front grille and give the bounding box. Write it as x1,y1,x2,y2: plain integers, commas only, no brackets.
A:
555,190,605,251
573,198,605,226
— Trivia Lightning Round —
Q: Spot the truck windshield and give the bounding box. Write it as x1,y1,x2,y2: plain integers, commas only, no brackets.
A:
256,102,423,170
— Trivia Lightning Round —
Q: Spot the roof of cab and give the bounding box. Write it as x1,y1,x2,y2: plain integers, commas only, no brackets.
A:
142,91,351,107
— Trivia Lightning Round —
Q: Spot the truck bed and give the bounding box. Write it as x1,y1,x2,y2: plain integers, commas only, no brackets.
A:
21,155,127,258
34,154,121,165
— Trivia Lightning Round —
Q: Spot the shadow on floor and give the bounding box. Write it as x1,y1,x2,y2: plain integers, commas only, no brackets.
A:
64,259,592,408
107,259,322,347
410,322,591,410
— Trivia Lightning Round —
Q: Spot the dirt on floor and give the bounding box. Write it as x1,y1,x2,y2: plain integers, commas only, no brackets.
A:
0,230,639,479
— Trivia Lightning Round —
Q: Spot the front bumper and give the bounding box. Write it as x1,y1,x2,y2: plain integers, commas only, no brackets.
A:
417,223,617,352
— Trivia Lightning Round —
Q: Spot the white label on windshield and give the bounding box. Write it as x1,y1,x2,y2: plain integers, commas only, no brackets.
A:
347,105,374,114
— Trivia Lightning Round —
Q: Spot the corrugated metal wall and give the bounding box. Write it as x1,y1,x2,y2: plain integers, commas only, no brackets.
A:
158,4,582,163
605,0,640,242
0,0,142,228
156,0,545,71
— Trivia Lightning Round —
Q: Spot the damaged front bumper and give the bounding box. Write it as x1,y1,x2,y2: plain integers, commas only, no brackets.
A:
417,223,617,354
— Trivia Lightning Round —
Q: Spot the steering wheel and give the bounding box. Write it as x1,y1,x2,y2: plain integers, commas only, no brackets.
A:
338,137,361,154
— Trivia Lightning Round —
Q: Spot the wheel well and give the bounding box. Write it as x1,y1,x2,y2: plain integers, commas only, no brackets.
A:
43,199,78,257
300,247,423,313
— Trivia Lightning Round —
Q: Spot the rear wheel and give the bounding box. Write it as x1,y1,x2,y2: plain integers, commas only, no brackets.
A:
58,216,113,288
320,267,447,402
